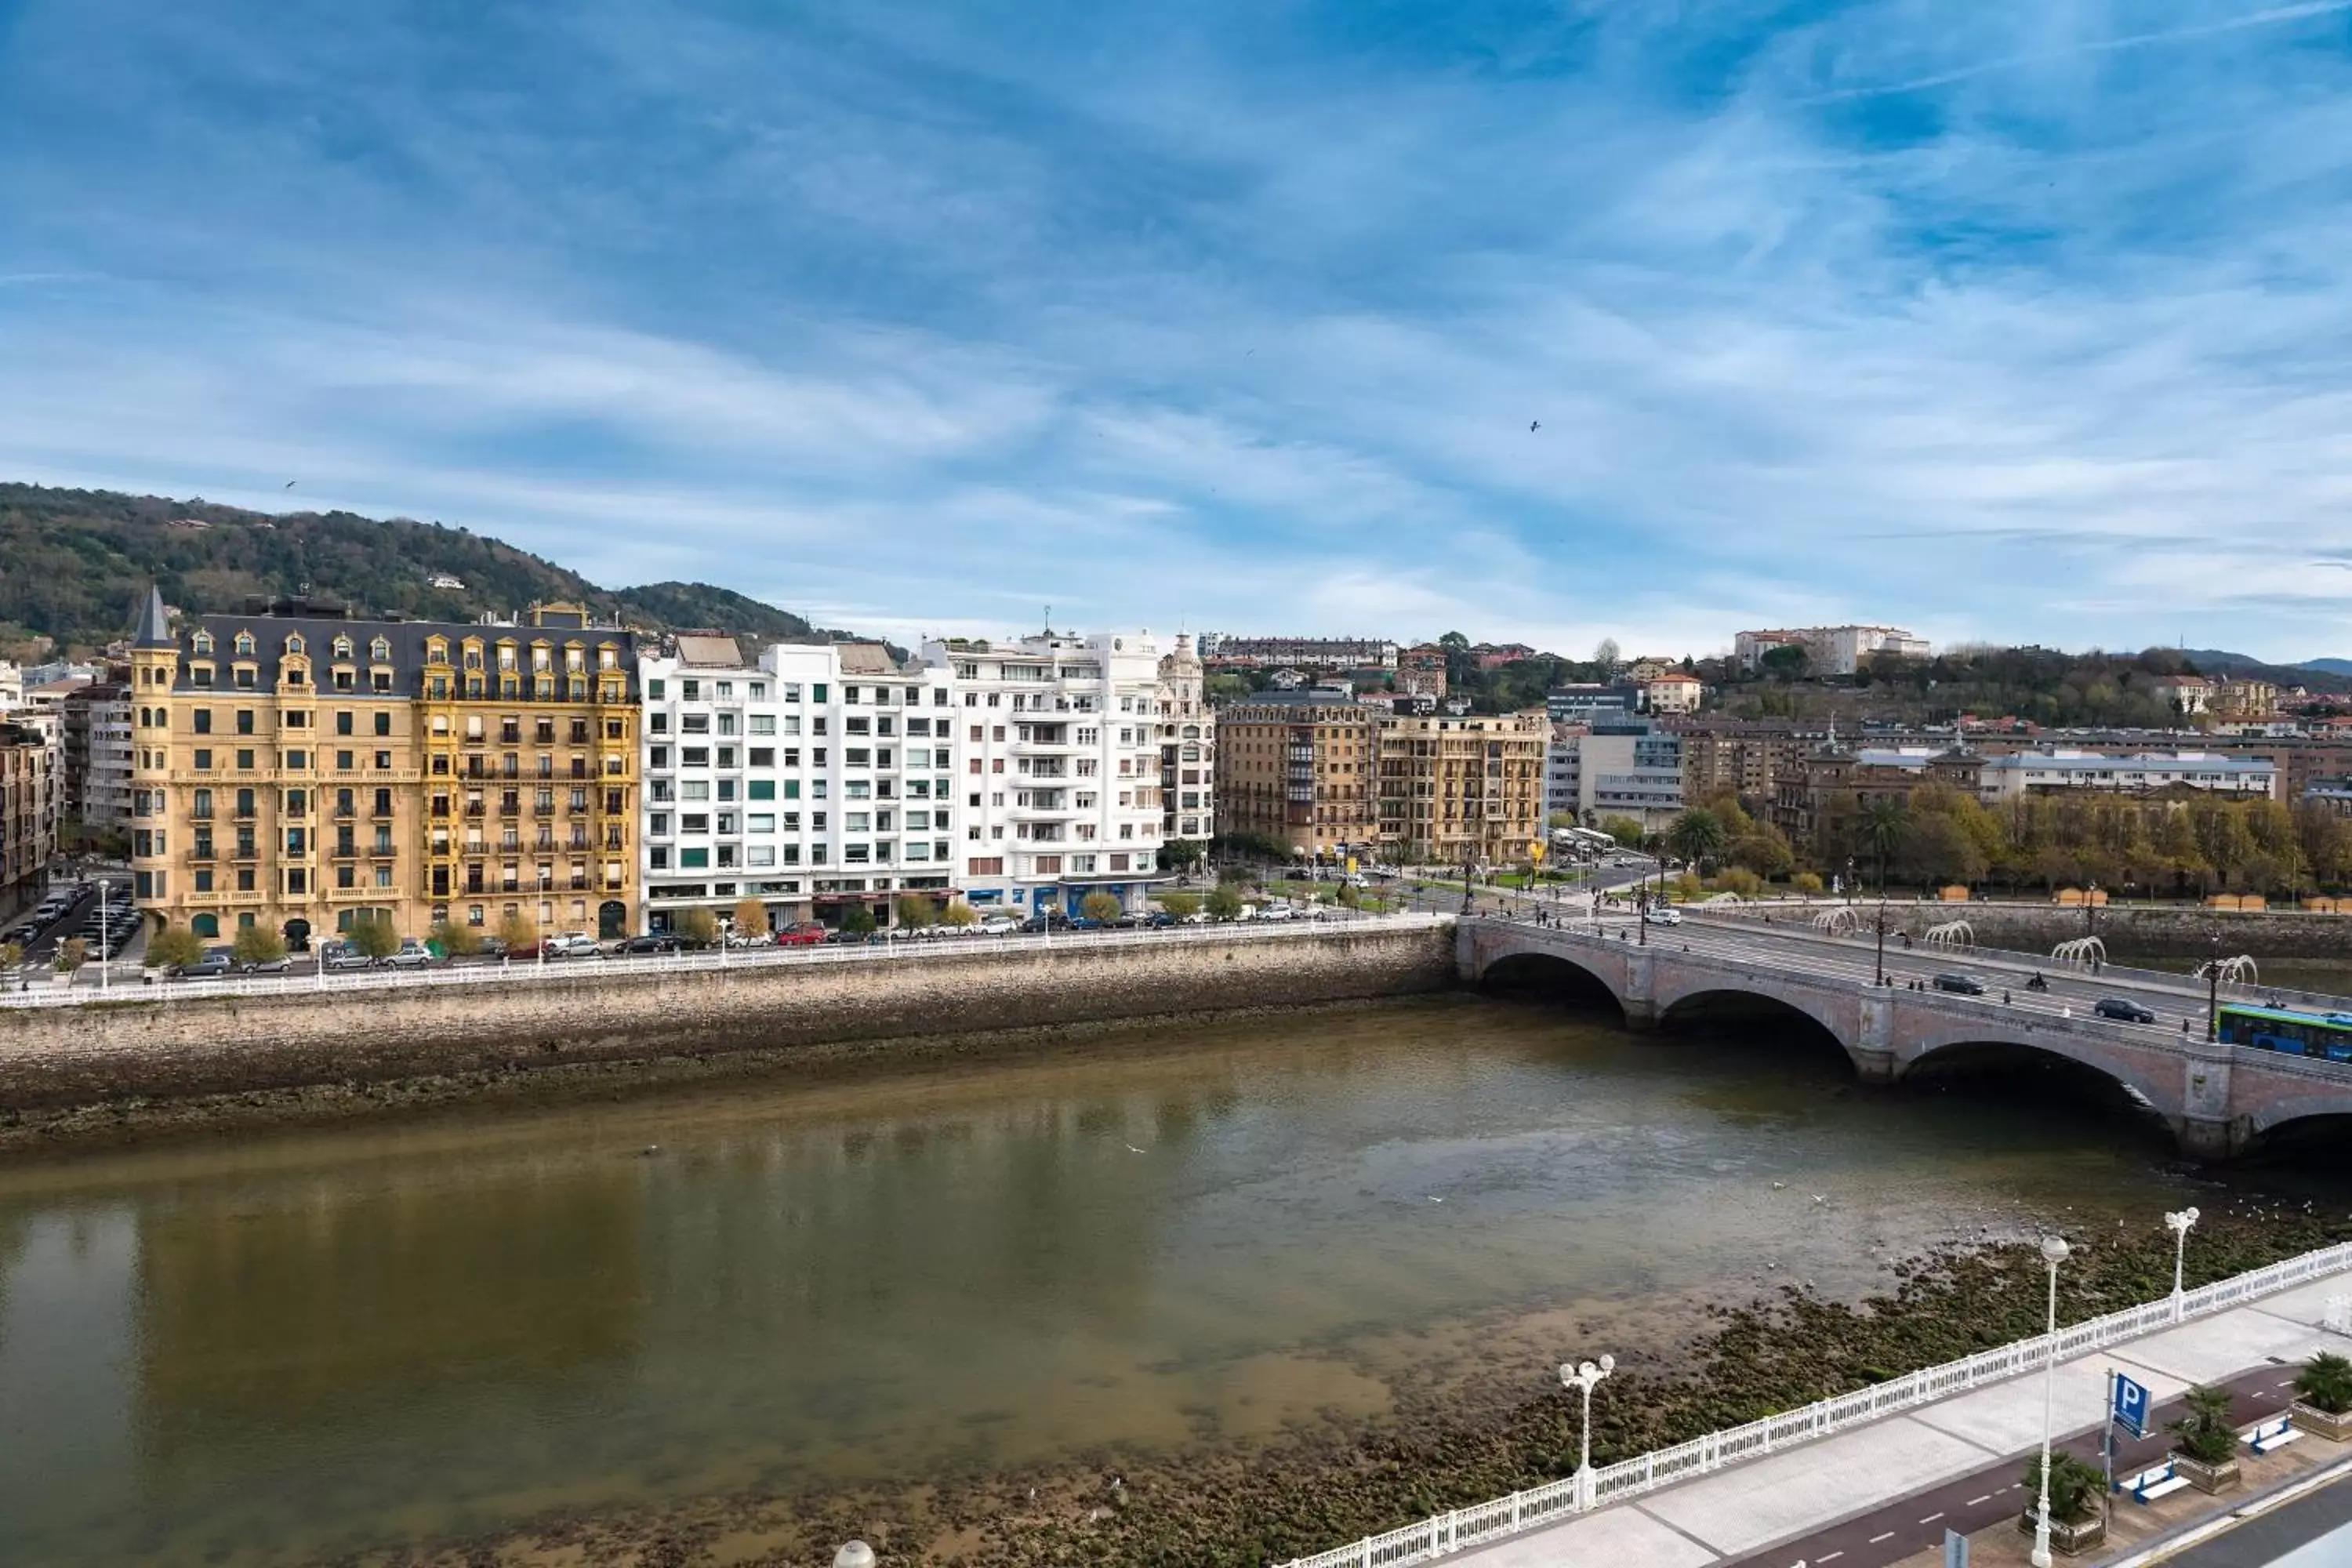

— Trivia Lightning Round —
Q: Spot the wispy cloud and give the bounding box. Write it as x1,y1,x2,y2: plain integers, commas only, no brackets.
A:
5,0,2352,657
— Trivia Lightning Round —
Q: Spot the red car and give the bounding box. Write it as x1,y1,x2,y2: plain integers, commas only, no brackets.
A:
775,922,829,947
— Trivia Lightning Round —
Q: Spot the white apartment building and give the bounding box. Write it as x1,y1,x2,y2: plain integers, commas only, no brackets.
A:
925,630,1178,915
637,637,958,932
1976,750,2279,802
1734,625,1929,676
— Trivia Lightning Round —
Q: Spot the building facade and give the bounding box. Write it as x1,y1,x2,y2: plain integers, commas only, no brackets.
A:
1734,625,1929,676
1374,710,1546,866
1976,750,2279,802
927,630,1175,914
1545,720,1685,829
129,591,641,946
1640,673,1703,714
1214,692,1377,856
1674,719,1811,808
0,721,59,922
60,678,133,833
637,637,957,932
1197,635,1399,670
1154,634,1216,848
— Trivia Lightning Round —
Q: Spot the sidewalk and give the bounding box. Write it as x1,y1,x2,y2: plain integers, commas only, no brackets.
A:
1455,1270,2352,1568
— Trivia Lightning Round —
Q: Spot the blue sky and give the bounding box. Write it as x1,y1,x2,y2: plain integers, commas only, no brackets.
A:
5,1,2352,660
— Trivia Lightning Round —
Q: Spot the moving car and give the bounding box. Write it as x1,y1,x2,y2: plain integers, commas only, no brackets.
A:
776,922,831,947
2093,996,2158,1024
1932,972,1986,996
978,915,1022,936
238,953,293,975
1642,905,1682,927
170,950,234,980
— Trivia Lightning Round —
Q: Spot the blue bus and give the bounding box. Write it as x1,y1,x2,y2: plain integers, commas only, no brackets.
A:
2217,1003,2352,1062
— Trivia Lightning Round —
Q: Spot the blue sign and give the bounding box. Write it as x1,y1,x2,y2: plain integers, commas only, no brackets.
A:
2113,1372,2151,1439
1945,1526,1969,1567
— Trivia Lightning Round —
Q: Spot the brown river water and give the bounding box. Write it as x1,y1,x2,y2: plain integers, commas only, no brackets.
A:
0,993,2273,1566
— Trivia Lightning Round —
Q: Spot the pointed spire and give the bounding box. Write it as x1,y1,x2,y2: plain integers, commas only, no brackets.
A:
132,584,172,648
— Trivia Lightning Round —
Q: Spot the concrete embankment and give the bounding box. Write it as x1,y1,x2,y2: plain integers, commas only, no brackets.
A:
0,926,1457,1145
1858,903,2352,961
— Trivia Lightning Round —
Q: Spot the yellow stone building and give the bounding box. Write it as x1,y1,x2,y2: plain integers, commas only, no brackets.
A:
128,590,641,948
1372,710,1548,866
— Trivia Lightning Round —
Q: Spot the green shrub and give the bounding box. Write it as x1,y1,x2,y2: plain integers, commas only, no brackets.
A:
1159,892,1200,919
2298,1352,2352,1415
230,924,285,966
2020,1451,2107,1526
2170,1385,2237,1465
345,914,401,960
146,927,205,971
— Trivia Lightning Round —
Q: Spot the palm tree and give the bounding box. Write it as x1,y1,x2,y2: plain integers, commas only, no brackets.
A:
1860,797,1906,895
1666,808,1728,873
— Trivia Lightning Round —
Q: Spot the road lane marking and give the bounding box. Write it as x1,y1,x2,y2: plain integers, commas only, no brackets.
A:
1868,1531,1896,1544
1919,1512,1944,1524
1817,1554,1843,1563
1965,1494,1992,1505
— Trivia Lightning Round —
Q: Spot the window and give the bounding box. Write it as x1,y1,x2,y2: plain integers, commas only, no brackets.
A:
194,709,213,735
235,749,254,770
750,715,775,735
681,848,710,869
681,779,710,801
236,710,255,735
750,779,775,800
374,711,391,737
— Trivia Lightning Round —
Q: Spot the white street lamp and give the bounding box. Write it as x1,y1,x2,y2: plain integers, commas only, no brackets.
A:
1560,1352,1615,1511
833,1544,876,1568
2166,1207,2201,1321
2031,1235,2071,1568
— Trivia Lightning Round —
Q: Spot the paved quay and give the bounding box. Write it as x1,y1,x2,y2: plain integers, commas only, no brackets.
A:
1451,1269,2352,1568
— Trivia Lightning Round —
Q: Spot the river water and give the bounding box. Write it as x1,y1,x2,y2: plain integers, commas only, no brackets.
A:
0,995,2230,1566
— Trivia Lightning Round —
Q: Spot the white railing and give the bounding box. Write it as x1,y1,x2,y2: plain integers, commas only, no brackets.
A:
1275,1238,2352,1568
0,911,1450,1010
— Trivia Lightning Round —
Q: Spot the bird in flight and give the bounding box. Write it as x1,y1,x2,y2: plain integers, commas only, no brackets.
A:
284,480,297,488
1529,420,1541,433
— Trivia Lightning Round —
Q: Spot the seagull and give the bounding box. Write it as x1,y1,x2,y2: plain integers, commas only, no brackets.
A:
1428,1195,1445,1203
283,479,297,488
638,1144,662,1157
1771,1181,1786,1189
1125,1144,1147,1155
1812,1194,1826,1203
1529,420,1541,432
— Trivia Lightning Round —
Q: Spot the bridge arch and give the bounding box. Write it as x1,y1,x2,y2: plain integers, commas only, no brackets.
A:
1477,949,1627,1019
1650,975,1853,1052
2244,1093,2352,1145
1896,1026,2174,1112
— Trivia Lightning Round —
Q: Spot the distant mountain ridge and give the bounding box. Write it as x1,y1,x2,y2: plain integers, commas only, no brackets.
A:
0,482,853,654
2299,658,2352,677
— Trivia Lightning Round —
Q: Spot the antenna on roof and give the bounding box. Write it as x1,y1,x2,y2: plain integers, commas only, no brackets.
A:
1044,604,1052,636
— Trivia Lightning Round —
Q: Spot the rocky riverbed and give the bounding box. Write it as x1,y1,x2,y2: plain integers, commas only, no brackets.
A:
325,1200,2352,1568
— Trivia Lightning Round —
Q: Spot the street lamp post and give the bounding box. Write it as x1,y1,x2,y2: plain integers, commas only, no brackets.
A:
1560,1352,1615,1511
2166,1207,2201,1321
1461,845,1475,916
1874,901,1888,986
2031,1235,2072,1568
2205,936,2222,1043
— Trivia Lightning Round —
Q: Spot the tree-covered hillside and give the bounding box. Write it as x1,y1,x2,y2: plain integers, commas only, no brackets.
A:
0,484,840,654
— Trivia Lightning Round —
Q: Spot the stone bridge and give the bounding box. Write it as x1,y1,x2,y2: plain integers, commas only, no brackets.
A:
1458,918,2352,1158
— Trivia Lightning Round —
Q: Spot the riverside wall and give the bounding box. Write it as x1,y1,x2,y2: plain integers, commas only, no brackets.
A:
0,927,1457,1118
1857,903,2352,961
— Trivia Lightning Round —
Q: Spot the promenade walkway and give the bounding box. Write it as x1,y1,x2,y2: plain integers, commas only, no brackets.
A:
1450,1269,2352,1568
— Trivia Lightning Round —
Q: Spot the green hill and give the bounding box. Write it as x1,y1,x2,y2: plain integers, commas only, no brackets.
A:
0,483,840,655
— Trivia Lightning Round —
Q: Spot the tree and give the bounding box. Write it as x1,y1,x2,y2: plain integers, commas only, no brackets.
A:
897,896,938,930
1206,886,1243,920
231,924,286,967
675,907,720,947
345,913,401,961
498,910,539,954
430,919,482,958
1729,829,1795,880
1438,631,1470,650
1546,811,1574,830
1159,839,1207,872
1791,870,1825,895
1159,891,1200,919
731,898,771,938
1665,808,1729,871
54,937,87,972
940,901,980,928
840,902,877,936
1759,644,1809,681
1860,797,1906,891
0,941,20,971
1080,891,1124,924
1592,637,1621,676
1599,815,1646,849
1894,812,1987,888
147,927,204,971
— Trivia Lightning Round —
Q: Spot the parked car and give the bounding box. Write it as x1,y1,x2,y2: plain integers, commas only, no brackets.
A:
1139,912,1177,929
2094,996,2158,1024
1932,972,1986,996
776,922,830,947
616,934,681,956
1253,903,1295,923
1642,906,1682,927
321,943,375,971
171,949,234,979
384,939,437,968
978,916,1022,936
238,953,293,975
544,933,602,959
1020,913,1072,934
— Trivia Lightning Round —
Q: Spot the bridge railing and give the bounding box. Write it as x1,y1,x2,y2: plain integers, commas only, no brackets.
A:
1272,1237,2352,1568
0,910,1450,1011
1685,907,2352,1014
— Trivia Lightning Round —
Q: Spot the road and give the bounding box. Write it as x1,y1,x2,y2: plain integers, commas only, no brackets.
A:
2162,1468,2352,1566
1720,1365,2307,1568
